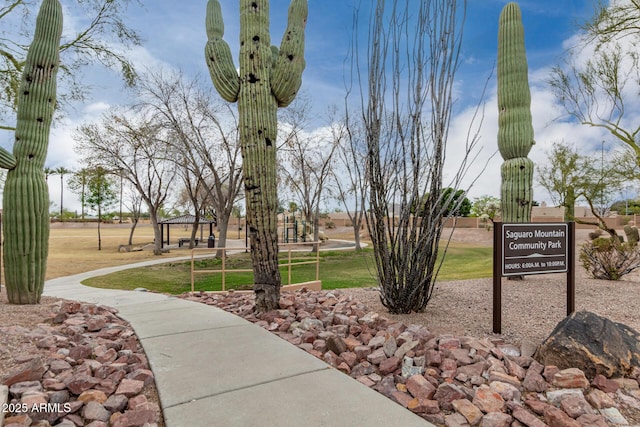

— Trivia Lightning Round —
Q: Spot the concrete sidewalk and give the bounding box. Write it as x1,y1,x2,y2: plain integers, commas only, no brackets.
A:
43,260,432,427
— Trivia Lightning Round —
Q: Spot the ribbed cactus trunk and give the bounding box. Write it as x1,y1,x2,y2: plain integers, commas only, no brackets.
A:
497,2,534,223
205,0,307,312
0,0,62,304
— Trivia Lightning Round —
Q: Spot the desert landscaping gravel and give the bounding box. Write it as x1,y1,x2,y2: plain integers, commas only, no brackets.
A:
1,226,639,426
343,269,640,347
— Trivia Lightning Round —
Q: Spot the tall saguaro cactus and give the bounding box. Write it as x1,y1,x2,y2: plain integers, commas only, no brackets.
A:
205,0,307,311
497,2,534,223
0,0,62,304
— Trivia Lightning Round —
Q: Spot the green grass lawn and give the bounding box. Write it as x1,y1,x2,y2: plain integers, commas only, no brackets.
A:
82,244,493,294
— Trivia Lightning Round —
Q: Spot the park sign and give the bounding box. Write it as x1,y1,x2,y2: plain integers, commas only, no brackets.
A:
502,223,568,276
492,222,576,334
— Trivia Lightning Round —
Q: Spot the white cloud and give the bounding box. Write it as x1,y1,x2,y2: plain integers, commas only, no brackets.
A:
84,102,111,115
449,0,640,208
446,74,615,207
7,0,638,216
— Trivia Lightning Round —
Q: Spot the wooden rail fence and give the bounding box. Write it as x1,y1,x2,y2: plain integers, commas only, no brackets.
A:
190,242,321,292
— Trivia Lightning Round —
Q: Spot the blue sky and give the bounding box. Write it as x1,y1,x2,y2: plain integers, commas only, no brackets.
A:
115,0,596,115
1,0,618,212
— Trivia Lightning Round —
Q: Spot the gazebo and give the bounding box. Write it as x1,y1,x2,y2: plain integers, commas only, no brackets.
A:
158,214,217,248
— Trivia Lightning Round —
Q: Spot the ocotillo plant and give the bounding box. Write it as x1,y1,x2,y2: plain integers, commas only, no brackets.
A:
205,0,307,311
0,0,62,304
497,2,534,223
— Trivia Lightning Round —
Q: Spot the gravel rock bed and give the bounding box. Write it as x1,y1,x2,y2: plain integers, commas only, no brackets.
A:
0,298,164,427
343,271,640,346
180,288,640,426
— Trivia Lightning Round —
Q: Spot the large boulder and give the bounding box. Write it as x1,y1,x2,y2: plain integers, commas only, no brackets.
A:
535,311,640,378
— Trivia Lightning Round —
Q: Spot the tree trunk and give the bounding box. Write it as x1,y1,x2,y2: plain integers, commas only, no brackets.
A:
352,221,362,251
128,218,138,246
81,179,86,220
312,207,320,253
60,174,64,218
189,222,199,249
149,209,163,255
346,208,364,251
97,204,102,251
189,211,200,249
216,215,230,259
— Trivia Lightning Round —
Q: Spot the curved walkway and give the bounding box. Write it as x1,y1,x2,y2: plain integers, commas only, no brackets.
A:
43,250,431,426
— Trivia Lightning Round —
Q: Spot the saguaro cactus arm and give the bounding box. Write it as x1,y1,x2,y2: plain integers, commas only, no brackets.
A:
205,0,240,102
0,147,17,170
271,0,307,107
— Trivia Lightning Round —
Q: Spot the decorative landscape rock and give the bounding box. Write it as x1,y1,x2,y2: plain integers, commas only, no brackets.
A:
0,301,161,426
535,310,640,378
181,289,640,426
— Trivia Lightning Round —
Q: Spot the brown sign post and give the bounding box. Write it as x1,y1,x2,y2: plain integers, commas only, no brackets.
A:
493,222,575,333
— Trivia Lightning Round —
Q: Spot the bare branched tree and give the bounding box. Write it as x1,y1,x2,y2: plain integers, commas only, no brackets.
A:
330,106,368,251
175,173,210,248
352,0,482,313
581,0,640,46
279,97,338,251
549,43,640,160
551,0,640,166
74,110,177,255
134,70,243,257
122,181,144,246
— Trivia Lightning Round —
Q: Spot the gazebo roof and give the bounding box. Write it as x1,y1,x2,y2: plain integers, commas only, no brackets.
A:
158,214,216,225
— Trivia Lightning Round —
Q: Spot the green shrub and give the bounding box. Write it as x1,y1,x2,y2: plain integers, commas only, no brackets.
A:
579,237,640,280
588,228,603,240
624,225,639,246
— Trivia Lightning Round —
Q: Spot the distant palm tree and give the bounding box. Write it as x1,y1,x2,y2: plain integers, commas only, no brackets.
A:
44,167,54,182
68,168,90,219
55,166,72,218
